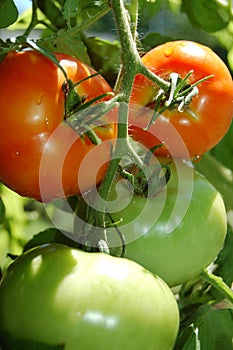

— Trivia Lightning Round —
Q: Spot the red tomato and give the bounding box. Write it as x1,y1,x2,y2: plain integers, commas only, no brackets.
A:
0,51,116,201
129,41,233,158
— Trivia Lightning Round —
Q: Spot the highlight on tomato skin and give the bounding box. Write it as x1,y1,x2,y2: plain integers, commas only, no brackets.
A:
0,50,117,202
129,40,233,159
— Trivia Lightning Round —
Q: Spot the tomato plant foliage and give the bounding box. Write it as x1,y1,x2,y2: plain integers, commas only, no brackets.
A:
0,0,233,350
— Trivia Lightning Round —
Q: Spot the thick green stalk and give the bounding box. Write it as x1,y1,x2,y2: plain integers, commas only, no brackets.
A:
78,0,170,232
111,0,142,98
112,0,169,95
97,0,142,204
23,0,38,37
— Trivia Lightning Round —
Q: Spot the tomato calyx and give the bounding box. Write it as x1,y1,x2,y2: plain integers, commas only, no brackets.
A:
74,141,171,256
145,70,214,130
62,76,113,119
117,162,170,197
62,77,115,145
117,145,171,197
66,97,116,146
62,79,83,118
75,214,126,257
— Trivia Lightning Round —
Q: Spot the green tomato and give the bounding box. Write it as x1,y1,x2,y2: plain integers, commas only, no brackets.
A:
0,243,179,350
109,159,227,287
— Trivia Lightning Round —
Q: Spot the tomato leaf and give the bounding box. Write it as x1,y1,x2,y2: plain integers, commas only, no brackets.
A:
228,45,233,72
37,0,66,29
141,32,173,52
174,305,233,350
213,225,233,287
76,0,109,24
62,0,78,22
85,37,121,86
0,197,5,224
0,330,64,350
194,153,233,212
182,0,231,32
23,228,78,253
55,34,91,65
0,0,18,28
211,122,233,172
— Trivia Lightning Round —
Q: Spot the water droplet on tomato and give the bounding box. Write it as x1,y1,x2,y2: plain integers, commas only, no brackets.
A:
11,150,20,159
36,93,44,105
164,48,173,57
192,155,202,163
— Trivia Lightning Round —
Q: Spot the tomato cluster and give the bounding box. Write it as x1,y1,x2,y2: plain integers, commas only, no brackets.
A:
0,40,232,350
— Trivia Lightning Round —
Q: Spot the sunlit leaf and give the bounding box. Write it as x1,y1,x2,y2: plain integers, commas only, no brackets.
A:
55,34,91,65
182,0,231,32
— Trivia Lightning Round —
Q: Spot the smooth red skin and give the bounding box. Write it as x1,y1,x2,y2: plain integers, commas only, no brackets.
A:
129,41,233,158
0,51,116,201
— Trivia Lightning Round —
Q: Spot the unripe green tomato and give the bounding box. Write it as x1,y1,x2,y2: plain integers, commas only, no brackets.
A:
110,159,227,287
0,243,179,350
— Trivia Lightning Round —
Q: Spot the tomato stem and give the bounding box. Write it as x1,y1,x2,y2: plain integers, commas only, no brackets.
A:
23,0,38,37
200,269,233,304
39,4,111,45
76,0,171,245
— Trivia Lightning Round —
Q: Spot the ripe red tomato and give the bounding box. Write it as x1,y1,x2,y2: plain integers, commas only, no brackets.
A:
129,40,233,158
0,51,116,201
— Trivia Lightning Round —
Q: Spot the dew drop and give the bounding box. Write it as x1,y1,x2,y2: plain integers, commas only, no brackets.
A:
164,48,173,57
36,93,44,105
11,150,20,159
192,155,202,163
